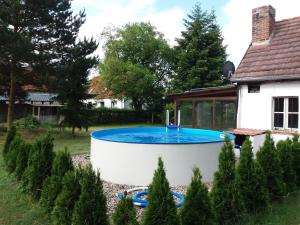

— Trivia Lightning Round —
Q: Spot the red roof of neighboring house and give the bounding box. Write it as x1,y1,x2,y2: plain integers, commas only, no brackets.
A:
88,76,113,99
232,16,300,82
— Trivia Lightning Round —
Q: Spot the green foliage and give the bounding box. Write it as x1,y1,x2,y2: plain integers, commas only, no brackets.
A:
277,139,297,193
51,170,81,225
180,167,214,225
5,135,23,173
172,3,227,92
291,134,300,187
15,143,31,180
236,138,269,213
142,157,179,225
100,22,173,111
72,166,108,225
13,116,40,129
22,133,54,199
210,136,242,225
40,149,74,213
112,195,139,225
2,126,16,159
257,132,285,200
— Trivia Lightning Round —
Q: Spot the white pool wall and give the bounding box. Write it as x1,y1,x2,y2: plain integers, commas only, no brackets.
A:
91,138,223,186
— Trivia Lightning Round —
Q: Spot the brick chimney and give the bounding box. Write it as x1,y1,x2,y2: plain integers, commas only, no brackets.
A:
252,5,276,43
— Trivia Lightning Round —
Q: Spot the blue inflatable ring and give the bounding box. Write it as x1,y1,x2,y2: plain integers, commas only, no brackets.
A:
132,191,184,208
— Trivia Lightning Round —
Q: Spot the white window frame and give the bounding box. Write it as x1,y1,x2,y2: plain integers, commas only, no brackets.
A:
272,97,299,130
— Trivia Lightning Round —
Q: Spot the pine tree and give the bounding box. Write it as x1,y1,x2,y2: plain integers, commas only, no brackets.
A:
2,126,16,159
142,157,180,225
6,135,23,173
51,170,81,225
256,132,285,200
172,3,227,92
236,138,269,213
276,139,297,193
291,134,300,187
22,133,54,199
210,136,243,225
112,195,139,225
180,167,214,225
40,149,74,213
72,166,108,225
15,143,31,180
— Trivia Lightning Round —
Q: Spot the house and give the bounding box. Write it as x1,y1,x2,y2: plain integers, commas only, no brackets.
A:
170,5,300,152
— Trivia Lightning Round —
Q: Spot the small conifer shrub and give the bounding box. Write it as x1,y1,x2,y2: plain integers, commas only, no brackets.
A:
256,132,285,200
180,167,214,225
40,148,74,212
210,136,243,225
51,170,81,225
291,134,300,187
236,138,269,213
142,157,180,225
277,139,297,193
6,135,23,173
72,166,109,225
15,143,31,180
2,126,16,159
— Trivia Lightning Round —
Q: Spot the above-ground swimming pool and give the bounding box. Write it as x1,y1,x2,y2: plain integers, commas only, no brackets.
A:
91,127,234,186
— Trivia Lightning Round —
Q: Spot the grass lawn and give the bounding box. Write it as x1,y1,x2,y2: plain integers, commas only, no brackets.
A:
0,125,300,225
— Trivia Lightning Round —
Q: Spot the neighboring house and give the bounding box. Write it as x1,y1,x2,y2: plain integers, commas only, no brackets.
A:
0,92,61,123
85,75,132,109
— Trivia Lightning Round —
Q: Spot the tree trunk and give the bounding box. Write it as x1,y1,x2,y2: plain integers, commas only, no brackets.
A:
72,126,75,137
7,64,16,129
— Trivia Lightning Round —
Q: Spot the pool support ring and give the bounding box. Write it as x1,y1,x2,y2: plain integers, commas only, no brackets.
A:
132,191,184,208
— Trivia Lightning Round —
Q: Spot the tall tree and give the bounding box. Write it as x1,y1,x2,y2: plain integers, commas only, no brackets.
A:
172,3,226,92
0,0,87,128
100,22,174,111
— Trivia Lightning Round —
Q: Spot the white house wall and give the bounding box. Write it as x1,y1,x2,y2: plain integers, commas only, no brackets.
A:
237,81,300,130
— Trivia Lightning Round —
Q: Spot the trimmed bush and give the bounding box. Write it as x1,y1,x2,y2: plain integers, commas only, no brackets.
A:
40,149,74,212
277,139,297,193
291,134,300,188
51,170,81,225
210,136,243,225
22,133,55,199
15,143,31,180
2,126,16,159
142,157,180,225
112,195,139,225
6,135,23,173
256,132,285,200
72,166,108,225
180,167,214,225
236,138,269,213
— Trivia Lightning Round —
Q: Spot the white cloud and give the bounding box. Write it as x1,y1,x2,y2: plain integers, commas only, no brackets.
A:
223,0,300,67
72,0,185,59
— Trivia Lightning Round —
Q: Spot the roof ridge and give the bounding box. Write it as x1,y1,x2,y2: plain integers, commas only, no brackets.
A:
276,16,300,24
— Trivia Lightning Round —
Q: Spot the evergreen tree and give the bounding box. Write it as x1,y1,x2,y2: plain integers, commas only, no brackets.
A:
51,170,81,225
6,134,23,173
291,134,300,187
142,157,179,225
40,149,74,213
277,139,297,193
15,143,31,180
236,138,269,213
2,126,16,159
172,3,227,92
256,132,285,200
72,166,108,225
22,133,54,199
210,136,242,225
112,194,139,225
180,167,214,225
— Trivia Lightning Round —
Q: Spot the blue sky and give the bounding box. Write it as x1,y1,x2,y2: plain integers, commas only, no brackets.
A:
72,0,300,67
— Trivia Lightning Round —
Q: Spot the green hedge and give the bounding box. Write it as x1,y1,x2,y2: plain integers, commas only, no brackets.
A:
89,108,154,124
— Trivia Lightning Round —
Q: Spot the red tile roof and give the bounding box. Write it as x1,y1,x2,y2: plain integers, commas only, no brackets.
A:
232,16,300,82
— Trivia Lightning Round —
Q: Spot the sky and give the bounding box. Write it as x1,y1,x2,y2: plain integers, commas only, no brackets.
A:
72,0,300,68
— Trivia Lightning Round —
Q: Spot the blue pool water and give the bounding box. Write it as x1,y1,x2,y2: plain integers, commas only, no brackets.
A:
91,127,234,144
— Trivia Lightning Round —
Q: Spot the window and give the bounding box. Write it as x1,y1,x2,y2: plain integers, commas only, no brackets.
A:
248,84,260,93
100,102,105,107
273,97,298,129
